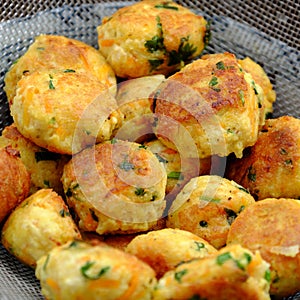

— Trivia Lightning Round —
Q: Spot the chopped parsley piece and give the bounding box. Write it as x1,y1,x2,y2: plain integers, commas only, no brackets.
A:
149,59,164,71
63,69,76,73
264,269,271,283
81,262,110,280
251,80,259,95
203,21,211,49
35,151,61,162
216,61,226,70
49,117,56,125
174,269,188,283
194,241,205,251
111,138,117,144
59,209,70,217
238,205,245,213
280,148,288,155
68,240,79,248
199,220,208,227
235,252,252,270
284,159,293,165
135,187,146,196
49,74,55,90
119,160,135,171
155,3,179,10
138,144,147,149
145,16,165,53
216,252,232,265
247,166,256,182
239,90,245,105
209,76,218,87
233,183,250,194
167,171,183,180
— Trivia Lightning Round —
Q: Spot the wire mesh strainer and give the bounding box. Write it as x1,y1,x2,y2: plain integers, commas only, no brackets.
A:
0,0,299,299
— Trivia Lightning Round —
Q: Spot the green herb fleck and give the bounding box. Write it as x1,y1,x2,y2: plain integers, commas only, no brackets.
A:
138,144,147,149
68,240,79,248
43,254,50,271
284,159,293,165
280,148,288,155
224,208,237,225
216,252,232,265
239,205,245,213
233,183,250,194
194,241,205,251
145,16,165,53
239,90,245,105
235,252,252,270
149,59,164,71
216,61,226,70
199,196,220,203
49,74,55,90
63,69,76,73
59,209,70,218
49,117,56,125
264,269,271,283
43,180,50,188
135,188,146,196
119,160,135,171
81,262,110,280
155,3,179,10
203,21,211,49
111,138,117,144
247,166,256,182
167,171,183,180
174,269,188,283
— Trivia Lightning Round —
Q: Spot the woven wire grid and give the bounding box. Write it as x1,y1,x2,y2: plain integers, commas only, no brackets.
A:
0,0,300,299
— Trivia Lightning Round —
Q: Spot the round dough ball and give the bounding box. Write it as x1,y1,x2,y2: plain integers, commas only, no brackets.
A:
167,175,255,249
0,124,69,195
4,34,116,105
0,147,30,223
225,116,300,200
152,244,271,300
35,240,157,300
97,0,208,78
1,189,81,268
152,52,262,159
115,75,165,143
238,57,276,118
61,139,167,234
227,198,300,298
10,69,123,154
126,228,217,278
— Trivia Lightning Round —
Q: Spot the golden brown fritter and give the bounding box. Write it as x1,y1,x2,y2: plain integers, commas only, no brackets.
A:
115,75,165,143
0,124,69,195
225,116,300,200
126,228,217,278
61,139,167,235
238,57,276,118
0,147,30,223
35,240,157,300
227,198,300,298
4,34,116,105
97,0,207,78
152,52,262,159
152,244,271,300
167,175,255,249
1,189,81,268
10,69,123,155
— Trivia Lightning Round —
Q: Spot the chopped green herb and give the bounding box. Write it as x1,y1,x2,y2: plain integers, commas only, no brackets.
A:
149,59,164,71
49,117,56,125
284,159,293,165
239,90,245,105
194,241,205,251
49,74,55,90
155,3,179,10
216,252,232,265
81,262,110,280
43,254,50,271
199,220,208,227
224,208,237,225
119,160,135,171
174,269,188,283
216,61,226,70
59,209,71,217
233,182,250,194
138,144,147,149
43,180,50,188
111,138,117,144
35,151,61,162
280,148,288,155
235,252,252,270
167,171,183,180
247,166,256,182
264,269,271,283
145,16,165,53
199,196,220,203
135,187,146,196
203,21,211,49
238,205,245,213
63,69,76,73
68,240,79,248
209,76,218,87
251,80,259,95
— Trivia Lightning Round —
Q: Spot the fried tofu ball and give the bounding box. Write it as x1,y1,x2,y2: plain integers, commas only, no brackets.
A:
1,189,81,268
144,138,211,201
238,57,276,118
115,75,165,143
167,175,255,249
152,244,271,300
4,34,116,105
152,52,262,159
97,0,208,78
227,198,300,298
0,124,69,195
61,139,167,235
225,116,300,200
10,69,123,155
0,147,30,223
35,240,157,300
126,228,217,278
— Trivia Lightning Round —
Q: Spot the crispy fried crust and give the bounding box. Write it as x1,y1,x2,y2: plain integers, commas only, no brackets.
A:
225,116,300,200
97,0,207,78
227,198,300,298
4,34,116,105
0,147,30,223
152,52,261,158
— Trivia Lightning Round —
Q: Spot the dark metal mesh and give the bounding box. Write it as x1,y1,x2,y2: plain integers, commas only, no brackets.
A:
0,0,299,299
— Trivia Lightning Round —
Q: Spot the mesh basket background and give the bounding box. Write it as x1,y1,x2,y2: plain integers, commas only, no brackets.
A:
0,0,299,299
